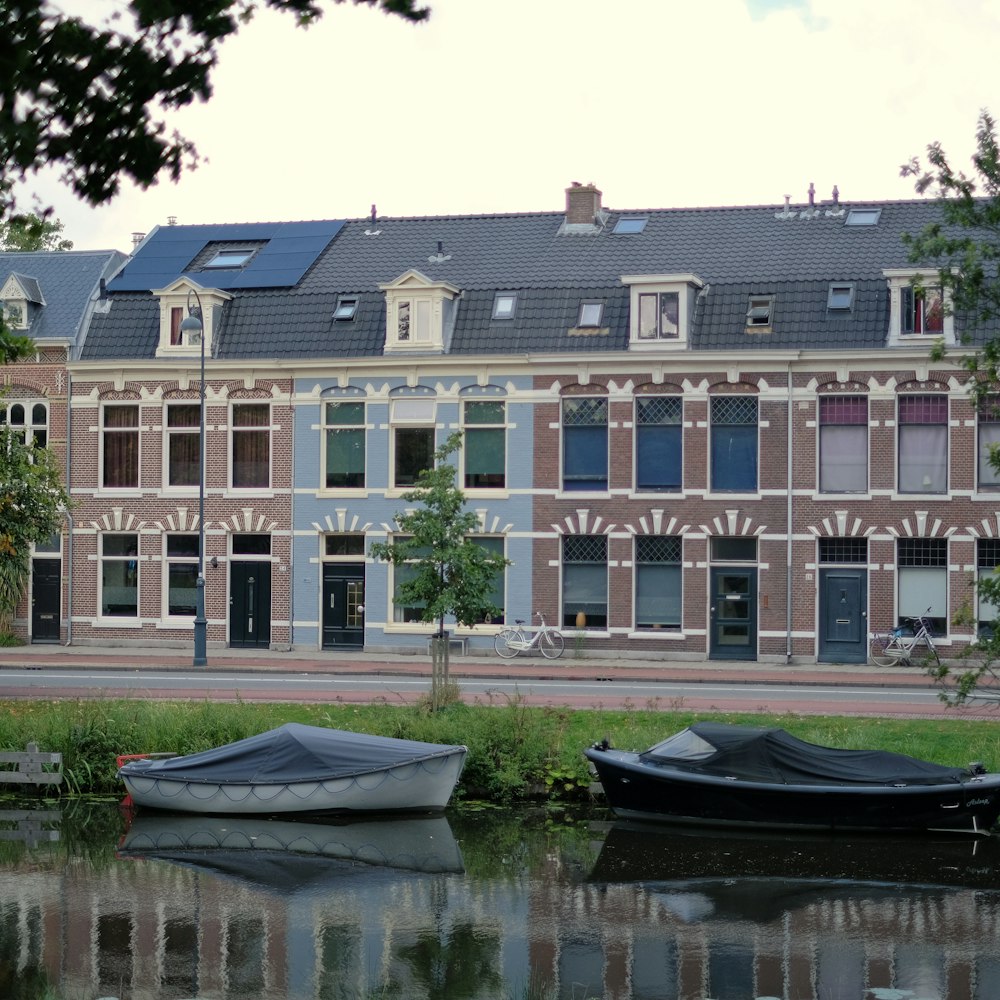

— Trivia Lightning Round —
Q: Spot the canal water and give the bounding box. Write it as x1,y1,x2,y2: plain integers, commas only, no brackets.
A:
2,799,1000,1000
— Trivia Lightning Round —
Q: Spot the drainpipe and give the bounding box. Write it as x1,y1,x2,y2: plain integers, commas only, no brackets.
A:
786,363,793,663
62,369,74,646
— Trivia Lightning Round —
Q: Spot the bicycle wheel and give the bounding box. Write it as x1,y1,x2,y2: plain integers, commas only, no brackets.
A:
921,638,941,668
539,628,565,659
494,629,520,658
869,636,901,667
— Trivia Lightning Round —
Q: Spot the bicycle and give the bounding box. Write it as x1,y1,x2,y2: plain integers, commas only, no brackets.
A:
494,612,566,659
869,609,941,667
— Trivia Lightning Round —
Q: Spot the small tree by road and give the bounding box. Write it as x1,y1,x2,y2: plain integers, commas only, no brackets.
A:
370,433,510,706
0,428,71,640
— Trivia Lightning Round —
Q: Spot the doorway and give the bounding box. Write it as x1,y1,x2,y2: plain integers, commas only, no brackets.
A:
709,567,758,660
818,568,868,663
30,558,61,643
322,564,365,649
229,561,271,648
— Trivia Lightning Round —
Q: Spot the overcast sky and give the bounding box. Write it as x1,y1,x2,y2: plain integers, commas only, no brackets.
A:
25,0,1000,252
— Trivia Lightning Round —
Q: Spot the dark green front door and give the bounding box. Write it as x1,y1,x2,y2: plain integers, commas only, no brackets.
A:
31,558,61,643
818,568,867,663
709,567,757,660
230,561,271,648
322,564,365,649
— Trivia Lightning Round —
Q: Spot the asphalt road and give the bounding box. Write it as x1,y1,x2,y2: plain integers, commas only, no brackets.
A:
0,665,981,718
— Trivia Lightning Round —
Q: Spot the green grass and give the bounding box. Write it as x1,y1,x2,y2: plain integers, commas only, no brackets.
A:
1,695,997,803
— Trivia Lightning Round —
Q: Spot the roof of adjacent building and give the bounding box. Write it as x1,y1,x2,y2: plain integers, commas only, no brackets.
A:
0,250,126,345
80,196,964,362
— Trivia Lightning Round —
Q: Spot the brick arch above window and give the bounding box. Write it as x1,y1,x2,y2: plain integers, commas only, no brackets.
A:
814,380,869,395
311,510,374,534
149,507,207,533
550,509,616,536
624,512,691,536
559,382,608,397
707,380,760,396
697,509,765,537
1,380,50,398
886,511,956,539
96,387,141,402
217,510,280,534
965,513,1000,539
633,381,683,396
896,379,950,393
806,512,877,538
88,508,146,532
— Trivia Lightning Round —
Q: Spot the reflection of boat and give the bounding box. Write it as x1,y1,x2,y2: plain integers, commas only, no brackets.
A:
118,723,467,815
118,813,465,884
585,721,1000,834
590,821,1000,922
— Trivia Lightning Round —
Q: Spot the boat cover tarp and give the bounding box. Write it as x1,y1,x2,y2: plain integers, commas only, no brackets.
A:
639,722,969,786
119,723,465,785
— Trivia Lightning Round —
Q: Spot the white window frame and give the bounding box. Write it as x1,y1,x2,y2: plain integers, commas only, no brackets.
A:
379,270,459,353
99,402,141,491
99,532,140,620
163,532,200,620
1,399,49,449
978,399,1000,491
622,273,703,348
390,397,437,491
883,269,956,346
229,401,272,492
461,398,506,491
163,401,201,490
321,398,367,492
151,280,231,359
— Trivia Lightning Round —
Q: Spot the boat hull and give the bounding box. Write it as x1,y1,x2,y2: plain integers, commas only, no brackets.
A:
122,747,467,816
584,747,1000,835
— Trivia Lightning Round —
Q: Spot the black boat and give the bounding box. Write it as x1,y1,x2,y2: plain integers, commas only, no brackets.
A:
584,721,1000,835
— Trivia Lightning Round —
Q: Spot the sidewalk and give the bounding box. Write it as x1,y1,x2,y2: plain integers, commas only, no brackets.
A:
0,640,935,691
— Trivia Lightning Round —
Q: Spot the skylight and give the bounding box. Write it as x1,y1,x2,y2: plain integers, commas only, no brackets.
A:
828,283,855,310
613,217,648,235
578,301,604,327
492,292,517,320
333,296,358,321
746,295,774,327
845,208,882,227
204,249,256,268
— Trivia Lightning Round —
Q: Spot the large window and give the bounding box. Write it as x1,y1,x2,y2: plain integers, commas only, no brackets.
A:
391,537,428,623
978,540,1000,634
897,538,947,635
562,397,608,491
635,395,682,492
165,403,200,487
165,534,199,617
100,533,138,617
562,534,607,629
978,400,1000,490
710,396,757,492
898,395,947,494
324,400,366,489
391,398,436,488
102,404,139,489
901,285,944,334
471,536,505,624
231,403,270,489
635,536,681,630
818,395,867,493
463,400,505,489
1,400,48,448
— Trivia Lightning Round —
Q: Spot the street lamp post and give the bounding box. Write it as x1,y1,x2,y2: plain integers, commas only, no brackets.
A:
179,290,208,667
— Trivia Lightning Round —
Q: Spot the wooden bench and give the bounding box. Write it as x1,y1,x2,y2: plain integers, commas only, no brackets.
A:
0,743,63,787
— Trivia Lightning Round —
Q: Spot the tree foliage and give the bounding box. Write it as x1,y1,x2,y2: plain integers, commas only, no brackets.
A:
369,433,510,636
0,213,73,252
0,427,71,636
903,108,1000,705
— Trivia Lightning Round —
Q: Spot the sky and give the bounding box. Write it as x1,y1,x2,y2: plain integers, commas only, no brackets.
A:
24,0,1000,252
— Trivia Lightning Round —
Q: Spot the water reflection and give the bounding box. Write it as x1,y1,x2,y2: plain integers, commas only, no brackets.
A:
1,801,1000,999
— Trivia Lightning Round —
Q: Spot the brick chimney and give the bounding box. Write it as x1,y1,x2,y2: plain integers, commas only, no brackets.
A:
565,182,602,226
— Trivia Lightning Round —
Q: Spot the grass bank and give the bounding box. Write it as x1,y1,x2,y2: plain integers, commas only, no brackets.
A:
2,696,998,802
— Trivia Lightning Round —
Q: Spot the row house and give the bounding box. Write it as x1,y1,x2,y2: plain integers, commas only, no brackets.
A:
0,248,126,642
9,185,999,664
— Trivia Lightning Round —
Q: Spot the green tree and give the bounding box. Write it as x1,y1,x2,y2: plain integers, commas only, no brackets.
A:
902,108,1000,704
0,0,428,362
0,213,73,252
369,432,510,637
0,427,71,638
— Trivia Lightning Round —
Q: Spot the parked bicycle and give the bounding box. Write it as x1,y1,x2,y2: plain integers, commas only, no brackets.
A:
869,609,941,667
494,612,566,659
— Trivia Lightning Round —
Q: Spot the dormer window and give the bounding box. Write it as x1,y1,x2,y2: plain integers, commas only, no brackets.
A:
883,269,955,346
578,301,604,327
623,273,703,349
152,279,231,358
1,272,43,330
746,295,774,329
333,296,358,321
492,292,517,320
2,300,26,329
379,270,459,354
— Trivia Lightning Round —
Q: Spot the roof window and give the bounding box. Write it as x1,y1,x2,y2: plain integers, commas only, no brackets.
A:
333,296,358,321
613,217,648,235
492,292,517,320
746,295,774,328
578,301,604,327
845,208,882,227
827,283,855,310
204,249,256,268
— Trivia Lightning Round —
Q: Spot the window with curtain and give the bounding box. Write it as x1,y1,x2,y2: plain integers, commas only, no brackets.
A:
978,399,1000,490
818,395,868,492
102,405,139,488
562,397,608,491
901,285,944,334
231,403,270,489
635,535,682,630
463,400,505,489
898,395,947,494
636,395,682,491
324,400,366,489
165,534,199,617
562,534,608,628
710,396,758,491
897,538,947,634
166,403,200,487
100,533,139,617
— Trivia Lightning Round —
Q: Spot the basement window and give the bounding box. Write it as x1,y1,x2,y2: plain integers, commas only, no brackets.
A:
845,208,882,227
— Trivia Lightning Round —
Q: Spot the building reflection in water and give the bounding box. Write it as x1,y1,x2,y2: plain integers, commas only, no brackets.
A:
1,804,1000,999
